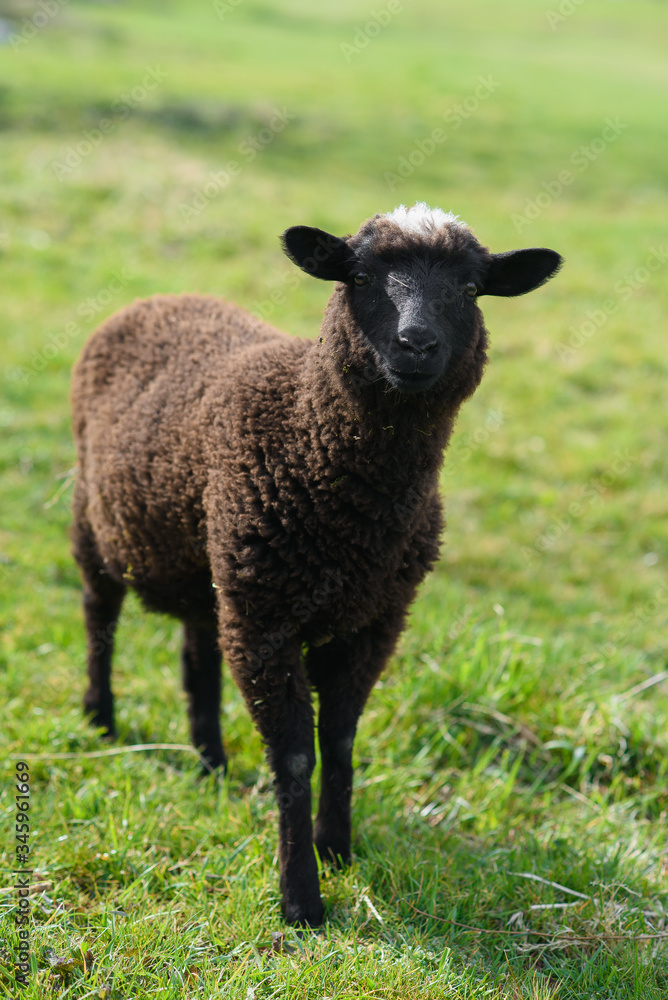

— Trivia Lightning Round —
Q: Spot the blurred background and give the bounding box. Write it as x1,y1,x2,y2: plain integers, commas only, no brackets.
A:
1,1,667,995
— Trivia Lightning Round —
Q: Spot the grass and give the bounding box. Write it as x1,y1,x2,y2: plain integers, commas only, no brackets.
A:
1,0,667,995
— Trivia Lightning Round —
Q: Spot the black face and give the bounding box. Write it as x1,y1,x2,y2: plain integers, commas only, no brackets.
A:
281,222,563,395
344,251,483,393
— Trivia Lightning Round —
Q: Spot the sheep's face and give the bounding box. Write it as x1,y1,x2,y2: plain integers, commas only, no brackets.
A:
282,204,562,395
341,243,485,394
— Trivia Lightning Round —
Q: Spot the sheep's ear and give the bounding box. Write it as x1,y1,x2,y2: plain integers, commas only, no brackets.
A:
480,248,563,297
281,226,358,281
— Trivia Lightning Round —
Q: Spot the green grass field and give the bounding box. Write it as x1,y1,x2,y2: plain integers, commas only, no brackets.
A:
1,0,668,995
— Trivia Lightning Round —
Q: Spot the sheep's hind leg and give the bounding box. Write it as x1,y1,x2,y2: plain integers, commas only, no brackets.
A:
81,577,125,736
72,500,126,737
182,621,227,774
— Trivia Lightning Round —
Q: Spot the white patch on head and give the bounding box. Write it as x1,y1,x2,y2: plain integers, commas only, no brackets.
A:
384,202,466,235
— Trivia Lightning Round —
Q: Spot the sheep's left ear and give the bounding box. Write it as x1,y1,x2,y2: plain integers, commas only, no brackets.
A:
480,248,563,297
281,226,358,281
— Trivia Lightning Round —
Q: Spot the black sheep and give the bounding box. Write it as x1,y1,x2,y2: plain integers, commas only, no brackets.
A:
71,202,562,925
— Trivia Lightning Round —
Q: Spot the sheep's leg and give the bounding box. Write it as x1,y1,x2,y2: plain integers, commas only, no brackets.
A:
81,579,125,735
225,633,322,926
307,628,398,868
181,621,226,773
72,499,125,736
269,729,321,926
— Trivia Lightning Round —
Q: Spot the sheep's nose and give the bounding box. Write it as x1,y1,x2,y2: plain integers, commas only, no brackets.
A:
396,327,438,356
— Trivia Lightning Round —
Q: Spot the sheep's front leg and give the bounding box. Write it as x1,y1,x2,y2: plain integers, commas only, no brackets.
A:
226,634,322,926
307,627,399,867
314,690,357,867
268,730,321,926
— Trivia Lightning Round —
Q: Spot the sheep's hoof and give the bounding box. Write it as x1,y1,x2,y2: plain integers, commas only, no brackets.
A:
314,828,351,869
198,746,227,777
282,895,324,928
83,699,115,738
315,843,350,870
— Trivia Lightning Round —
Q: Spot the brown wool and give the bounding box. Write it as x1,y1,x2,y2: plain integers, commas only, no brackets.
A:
71,209,560,926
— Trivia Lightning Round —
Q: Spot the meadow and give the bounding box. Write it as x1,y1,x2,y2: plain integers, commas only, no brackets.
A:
1,0,668,996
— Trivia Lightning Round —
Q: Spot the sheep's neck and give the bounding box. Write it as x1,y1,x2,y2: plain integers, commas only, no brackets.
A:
298,307,459,497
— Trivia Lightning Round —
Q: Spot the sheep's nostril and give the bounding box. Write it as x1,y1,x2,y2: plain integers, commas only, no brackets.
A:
397,335,418,356
397,333,438,356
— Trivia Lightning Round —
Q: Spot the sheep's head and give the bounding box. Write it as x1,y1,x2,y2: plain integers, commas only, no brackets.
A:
282,203,562,395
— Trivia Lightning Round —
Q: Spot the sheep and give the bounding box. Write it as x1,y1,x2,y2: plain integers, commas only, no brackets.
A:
71,202,562,926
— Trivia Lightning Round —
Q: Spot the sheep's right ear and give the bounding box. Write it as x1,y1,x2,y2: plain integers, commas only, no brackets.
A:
281,226,358,281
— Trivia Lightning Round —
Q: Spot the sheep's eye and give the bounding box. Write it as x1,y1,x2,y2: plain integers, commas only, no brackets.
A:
464,282,478,297
353,272,370,287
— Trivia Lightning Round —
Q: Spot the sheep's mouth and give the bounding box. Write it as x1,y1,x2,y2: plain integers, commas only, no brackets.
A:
386,368,440,393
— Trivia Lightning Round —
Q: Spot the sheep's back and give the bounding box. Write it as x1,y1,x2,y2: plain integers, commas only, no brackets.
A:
70,294,295,592
71,294,285,425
